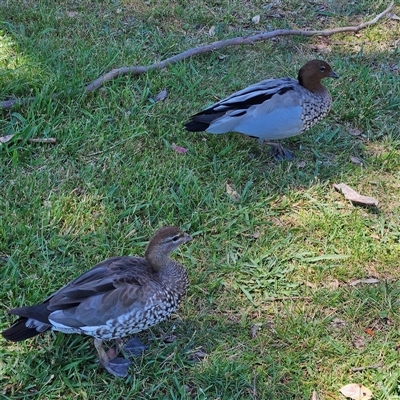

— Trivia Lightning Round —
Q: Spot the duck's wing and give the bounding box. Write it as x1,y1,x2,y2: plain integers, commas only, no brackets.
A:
185,77,298,132
7,257,153,327
46,256,158,328
48,256,148,303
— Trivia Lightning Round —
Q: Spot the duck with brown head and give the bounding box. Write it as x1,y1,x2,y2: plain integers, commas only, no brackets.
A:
2,226,193,377
185,60,339,160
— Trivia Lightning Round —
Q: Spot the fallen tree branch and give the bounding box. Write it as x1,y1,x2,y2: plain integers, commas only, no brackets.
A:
1,97,37,109
1,1,394,109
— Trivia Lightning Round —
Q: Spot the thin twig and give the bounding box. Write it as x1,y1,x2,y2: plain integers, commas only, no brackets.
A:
265,296,313,301
0,134,57,144
27,138,57,144
1,1,394,109
252,372,258,399
350,363,383,372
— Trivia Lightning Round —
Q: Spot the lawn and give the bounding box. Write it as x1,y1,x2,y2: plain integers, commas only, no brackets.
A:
1,0,399,399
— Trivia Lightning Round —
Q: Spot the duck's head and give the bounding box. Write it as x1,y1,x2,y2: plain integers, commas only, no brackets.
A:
298,60,339,93
145,226,192,268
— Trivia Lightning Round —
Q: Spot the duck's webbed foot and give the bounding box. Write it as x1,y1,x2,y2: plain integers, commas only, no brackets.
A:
104,357,132,378
262,141,295,161
117,337,149,356
94,338,132,378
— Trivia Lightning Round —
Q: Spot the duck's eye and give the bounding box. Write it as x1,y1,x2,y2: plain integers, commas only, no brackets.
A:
319,66,326,72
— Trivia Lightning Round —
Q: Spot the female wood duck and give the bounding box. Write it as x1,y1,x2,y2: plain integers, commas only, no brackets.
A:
2,226,193,377
185,59,339,159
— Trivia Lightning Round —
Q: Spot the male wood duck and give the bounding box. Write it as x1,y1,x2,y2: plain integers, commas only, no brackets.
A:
185,59,339,159
2,226,193,377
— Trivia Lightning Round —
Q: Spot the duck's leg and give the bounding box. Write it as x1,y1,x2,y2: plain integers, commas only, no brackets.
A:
262,141,295,161
115,337,148,356
94,338,132,378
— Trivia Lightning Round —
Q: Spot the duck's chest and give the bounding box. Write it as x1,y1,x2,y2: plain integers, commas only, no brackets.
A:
300,91,332,131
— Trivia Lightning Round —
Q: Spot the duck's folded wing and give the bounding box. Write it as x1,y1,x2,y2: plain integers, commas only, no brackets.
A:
212,77,295,109
185,77,297,131
35,256,144,305
47,258,158,328
8,257,150,327
48,277,157,328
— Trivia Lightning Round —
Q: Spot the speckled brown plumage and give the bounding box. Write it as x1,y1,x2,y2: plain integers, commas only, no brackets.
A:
2,226,192,377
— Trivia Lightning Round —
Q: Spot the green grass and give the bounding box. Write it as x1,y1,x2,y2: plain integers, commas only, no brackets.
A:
1,0,400,398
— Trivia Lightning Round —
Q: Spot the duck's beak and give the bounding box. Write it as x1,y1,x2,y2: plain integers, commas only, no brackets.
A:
330,70,339,79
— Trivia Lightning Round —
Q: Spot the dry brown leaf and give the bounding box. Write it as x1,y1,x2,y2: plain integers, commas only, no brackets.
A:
331,317,346,330
209,26,216,36
242,231,260,239
153,89,168,103
0,134,15,143
251,323,262,339
297,160,306,168
252,15,261,24
350,156,363,166
328,279,340,290
387,12,400,20
352,335,366,349
310,42,332,53
171,144,188,154
348,128,362,136
339,383,372,400
163,334,177,343
364,328,374,337
334,183,378,206
226,183,241,201
187,349,207,361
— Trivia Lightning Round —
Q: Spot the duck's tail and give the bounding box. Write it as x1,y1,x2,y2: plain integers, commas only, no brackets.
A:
184,119,210,132
2,318,45,341
184,110,227,132
2,304,52,342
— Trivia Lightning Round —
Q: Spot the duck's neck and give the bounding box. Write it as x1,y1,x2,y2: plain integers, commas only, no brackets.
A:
144,247,175,272
298,77,327,94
